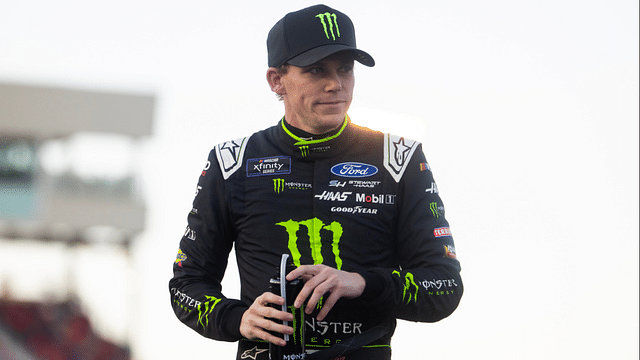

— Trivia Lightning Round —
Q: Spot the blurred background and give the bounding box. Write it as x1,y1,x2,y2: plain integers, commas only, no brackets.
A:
0,1,637,359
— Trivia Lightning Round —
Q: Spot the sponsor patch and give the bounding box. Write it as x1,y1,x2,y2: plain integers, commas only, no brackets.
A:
273,179,312,193
349,180,381,188
247,156,292,177
425,182,439,194
184,226,196,241
331,206,378,215
420,278,459,290
175,249,187,267
444,245,457,259
419,162,431,171
330,162,378,178
201,160,210,177
384,134,420,182
315,191,352,202
433,227,452,238
429,202,445,218
241,346,268,360
330,180,382,188
355,193,396,205
171,288,202,309
216,136,249,180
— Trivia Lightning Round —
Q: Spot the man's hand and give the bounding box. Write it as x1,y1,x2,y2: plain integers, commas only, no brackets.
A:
286,264,366,321
239,292,294,347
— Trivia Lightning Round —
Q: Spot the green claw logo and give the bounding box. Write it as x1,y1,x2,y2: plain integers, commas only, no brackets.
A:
197,295,221,329
393,270,419,304
430,202,439,218
276,218,343,270
274,178,285,194
316,12,340,41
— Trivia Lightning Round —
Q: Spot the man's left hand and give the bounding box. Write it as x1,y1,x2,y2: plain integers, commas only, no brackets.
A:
286,264,365,321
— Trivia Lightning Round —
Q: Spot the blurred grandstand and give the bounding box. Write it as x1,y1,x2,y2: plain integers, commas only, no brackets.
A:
0,82,154,359
0,297,129,360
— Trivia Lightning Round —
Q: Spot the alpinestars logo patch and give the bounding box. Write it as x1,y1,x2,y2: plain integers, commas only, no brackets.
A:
383,134,420,182
240,346,268,359
215,136,250,180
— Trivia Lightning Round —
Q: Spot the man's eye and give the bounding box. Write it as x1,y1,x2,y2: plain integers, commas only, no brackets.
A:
309,67,323,74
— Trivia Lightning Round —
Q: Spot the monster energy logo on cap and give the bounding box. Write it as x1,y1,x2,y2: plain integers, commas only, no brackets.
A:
266,4,375,68
316,12,340,40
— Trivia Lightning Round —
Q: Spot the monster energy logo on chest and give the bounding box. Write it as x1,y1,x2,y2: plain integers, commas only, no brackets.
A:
274,178,285,193
277,218,343,270
316,12,340,40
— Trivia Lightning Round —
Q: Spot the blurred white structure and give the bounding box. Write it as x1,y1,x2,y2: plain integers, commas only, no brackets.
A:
0,82,154,245
0,82,155,357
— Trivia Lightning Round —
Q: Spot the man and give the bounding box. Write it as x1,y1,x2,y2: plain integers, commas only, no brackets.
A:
169,4,462,360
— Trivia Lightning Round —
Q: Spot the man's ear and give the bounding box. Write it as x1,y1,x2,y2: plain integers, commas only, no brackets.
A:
266,68,286,95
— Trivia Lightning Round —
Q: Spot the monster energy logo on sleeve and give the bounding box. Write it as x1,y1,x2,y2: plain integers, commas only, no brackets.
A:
316,12,340,40
197,295,222,329
276,218,343,270
430,202,445,219
393,270,419,304
430,202,439,218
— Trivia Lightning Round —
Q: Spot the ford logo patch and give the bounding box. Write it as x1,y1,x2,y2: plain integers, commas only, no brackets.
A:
331,162,379,178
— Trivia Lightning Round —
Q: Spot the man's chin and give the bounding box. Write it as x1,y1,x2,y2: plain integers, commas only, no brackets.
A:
311,116,346,133
317,112,346,123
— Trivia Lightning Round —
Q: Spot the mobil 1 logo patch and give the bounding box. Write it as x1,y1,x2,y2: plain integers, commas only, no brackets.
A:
246,156,291,177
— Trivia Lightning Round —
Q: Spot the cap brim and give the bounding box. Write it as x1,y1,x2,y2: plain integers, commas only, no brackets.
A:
286,45,375,67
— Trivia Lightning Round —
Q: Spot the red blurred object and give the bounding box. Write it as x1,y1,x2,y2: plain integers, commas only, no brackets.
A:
0,298,129,360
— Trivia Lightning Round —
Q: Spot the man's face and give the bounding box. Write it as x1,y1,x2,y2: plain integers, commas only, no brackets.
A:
276,52,355,134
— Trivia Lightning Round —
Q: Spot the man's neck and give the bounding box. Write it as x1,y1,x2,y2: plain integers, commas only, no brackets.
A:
283,116,347,141
283,113,347,135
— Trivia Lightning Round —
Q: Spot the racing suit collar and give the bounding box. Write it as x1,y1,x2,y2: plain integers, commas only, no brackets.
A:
281,115,349,144
279,115,351,160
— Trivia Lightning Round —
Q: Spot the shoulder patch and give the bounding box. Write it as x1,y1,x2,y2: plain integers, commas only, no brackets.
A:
383,134,420,183
215,136,250,180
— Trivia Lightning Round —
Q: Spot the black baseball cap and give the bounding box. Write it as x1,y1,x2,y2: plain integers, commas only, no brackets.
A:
267,4,375,68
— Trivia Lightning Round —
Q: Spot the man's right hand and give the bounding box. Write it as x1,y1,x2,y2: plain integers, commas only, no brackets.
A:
239,292,295,347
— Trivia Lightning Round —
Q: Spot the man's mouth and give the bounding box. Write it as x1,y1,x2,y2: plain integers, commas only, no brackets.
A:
317,101,344,105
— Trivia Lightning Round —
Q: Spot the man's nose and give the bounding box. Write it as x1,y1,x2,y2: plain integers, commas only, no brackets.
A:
325,71,343,92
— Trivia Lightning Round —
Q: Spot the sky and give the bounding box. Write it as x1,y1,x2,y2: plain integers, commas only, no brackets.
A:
0,0,638,359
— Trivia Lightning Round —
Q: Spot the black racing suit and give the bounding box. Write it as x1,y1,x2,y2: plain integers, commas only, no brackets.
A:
169,117,463,360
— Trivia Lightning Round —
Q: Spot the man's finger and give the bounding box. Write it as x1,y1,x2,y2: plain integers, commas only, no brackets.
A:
286,264,319,281
259,292,286,307
304,282,332,315
316,292,340,321
253,327,288,347
294,270,328,308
